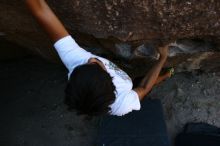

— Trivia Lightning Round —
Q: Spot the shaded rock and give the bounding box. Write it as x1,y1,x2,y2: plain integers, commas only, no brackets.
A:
169,39,215,57
115,43,132,59
1,0,220,72
0,37,31,61
133,44,159,60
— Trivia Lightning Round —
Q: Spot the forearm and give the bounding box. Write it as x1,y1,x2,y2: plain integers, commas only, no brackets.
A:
154,73,169,85
26,0,44,12
25,0,68,42
140,57,166,95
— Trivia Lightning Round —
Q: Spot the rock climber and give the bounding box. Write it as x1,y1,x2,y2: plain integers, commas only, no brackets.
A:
25,0,173,116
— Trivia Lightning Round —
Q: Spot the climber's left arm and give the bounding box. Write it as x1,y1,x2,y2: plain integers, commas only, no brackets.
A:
25,0,69,42
134,45,168,100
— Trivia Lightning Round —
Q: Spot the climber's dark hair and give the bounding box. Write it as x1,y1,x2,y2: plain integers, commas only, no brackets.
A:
64,63,116,117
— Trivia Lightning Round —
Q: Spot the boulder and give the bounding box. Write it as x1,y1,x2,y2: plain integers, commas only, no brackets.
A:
1,0,220,74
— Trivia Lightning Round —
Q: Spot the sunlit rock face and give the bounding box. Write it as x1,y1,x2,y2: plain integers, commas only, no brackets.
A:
1,0,220,74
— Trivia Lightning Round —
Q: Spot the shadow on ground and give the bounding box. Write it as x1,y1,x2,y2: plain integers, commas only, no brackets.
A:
0,57,100,146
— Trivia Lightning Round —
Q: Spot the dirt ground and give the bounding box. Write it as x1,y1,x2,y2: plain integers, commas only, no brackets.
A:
149,70,220,141
1,54,219,145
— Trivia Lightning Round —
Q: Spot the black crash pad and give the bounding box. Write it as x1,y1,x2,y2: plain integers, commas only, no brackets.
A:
97,99,171,146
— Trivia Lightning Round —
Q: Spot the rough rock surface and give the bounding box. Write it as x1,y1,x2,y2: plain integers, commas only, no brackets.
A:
1,0,220,72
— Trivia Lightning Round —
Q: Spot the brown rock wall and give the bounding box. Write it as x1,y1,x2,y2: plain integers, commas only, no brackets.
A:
0,0,220,71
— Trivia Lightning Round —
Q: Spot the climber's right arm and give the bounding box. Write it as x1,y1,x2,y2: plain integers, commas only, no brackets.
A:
25,0,69,42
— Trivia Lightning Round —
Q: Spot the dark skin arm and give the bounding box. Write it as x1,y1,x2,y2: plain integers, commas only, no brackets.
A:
25,0,69,42
134,45,169,100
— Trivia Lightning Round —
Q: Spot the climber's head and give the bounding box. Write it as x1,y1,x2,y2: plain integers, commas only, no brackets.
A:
64,61,116,117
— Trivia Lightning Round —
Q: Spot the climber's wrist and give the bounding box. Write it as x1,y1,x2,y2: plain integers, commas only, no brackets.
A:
159,55,167,62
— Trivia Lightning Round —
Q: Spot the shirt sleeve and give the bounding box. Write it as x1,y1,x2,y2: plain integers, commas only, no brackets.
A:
54,35,93,72
110,90,141,116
